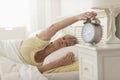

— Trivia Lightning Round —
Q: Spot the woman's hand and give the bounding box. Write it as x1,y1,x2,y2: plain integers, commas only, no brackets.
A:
37,11,97,41
77,11,97,20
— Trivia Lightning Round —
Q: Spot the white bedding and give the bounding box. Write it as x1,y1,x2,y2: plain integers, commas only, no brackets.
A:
0,40,24,63
44,71,79,80
0,40,79,80
0,40,48,80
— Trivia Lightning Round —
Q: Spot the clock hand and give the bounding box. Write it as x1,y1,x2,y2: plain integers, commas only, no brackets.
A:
88,31,92,34
84,31,91,35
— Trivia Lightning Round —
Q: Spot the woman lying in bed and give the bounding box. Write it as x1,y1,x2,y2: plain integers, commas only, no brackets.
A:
20,11,97,73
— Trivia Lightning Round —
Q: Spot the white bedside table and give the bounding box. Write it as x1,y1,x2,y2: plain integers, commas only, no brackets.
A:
76,44,120,80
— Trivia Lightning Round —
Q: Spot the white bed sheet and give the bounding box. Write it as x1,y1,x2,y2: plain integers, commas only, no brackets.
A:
44,71,79,80
0,56,48,80
0,40,48,80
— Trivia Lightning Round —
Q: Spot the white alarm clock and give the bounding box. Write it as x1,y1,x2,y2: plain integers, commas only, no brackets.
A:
81,18,102,45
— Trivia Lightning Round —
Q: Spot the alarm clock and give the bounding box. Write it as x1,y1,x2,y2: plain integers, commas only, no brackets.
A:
81,18,102,45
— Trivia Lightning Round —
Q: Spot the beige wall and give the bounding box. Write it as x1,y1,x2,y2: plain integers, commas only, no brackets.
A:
0,27,26,40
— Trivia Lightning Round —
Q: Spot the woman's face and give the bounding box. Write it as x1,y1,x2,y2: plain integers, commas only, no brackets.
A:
53,36,75,49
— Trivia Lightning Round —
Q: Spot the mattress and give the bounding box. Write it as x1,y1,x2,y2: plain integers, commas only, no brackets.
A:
44,71,79,80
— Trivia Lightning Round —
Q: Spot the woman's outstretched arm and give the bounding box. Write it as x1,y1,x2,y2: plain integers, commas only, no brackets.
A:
37,12,97,40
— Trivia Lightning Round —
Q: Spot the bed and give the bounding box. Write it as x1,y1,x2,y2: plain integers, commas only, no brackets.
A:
0,39,79,80
44,71,79,80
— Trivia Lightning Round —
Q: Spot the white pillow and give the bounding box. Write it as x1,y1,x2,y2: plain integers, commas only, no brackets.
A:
43,46,79,65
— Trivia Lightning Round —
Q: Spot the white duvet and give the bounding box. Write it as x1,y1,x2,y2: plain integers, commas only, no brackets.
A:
0,40,48,80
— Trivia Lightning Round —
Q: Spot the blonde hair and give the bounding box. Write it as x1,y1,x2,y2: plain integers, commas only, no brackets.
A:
63,34,78,44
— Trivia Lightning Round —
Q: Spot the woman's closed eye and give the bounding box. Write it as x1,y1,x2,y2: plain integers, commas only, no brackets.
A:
62,37,65,40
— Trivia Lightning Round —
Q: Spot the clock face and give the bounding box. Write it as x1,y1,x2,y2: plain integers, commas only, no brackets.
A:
82,23,95,42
